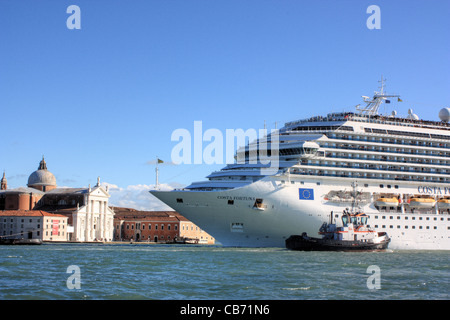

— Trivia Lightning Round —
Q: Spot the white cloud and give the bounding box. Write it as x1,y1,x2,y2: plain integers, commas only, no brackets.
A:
102,182,184,211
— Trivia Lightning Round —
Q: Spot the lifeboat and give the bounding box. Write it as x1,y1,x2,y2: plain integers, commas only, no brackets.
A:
437,198,450,209
375,197,399,207
408,197,436,208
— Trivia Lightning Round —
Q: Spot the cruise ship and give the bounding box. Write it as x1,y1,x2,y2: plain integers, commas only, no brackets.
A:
151,80,450,250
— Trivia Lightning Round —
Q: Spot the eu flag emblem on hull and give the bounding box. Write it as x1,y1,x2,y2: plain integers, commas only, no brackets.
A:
299,188,314,200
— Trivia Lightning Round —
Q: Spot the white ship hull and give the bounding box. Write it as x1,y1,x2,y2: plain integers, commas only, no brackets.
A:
151,176,450,250
152,81,450,250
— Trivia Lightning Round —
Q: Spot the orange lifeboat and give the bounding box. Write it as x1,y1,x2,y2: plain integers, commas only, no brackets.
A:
437,198,450,209
408,196,436,208
375,197,399,207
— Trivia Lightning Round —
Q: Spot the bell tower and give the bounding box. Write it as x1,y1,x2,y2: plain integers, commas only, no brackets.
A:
1,171,7,190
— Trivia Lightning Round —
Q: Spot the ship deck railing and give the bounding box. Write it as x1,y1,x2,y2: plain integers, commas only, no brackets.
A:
285,113,450,131
323,154,450,167
331,135,450,148
323,145,450,158
297,162,450,175
289,170,449,184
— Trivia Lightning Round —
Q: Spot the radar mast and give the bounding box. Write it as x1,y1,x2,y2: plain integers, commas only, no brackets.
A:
356,76,400,116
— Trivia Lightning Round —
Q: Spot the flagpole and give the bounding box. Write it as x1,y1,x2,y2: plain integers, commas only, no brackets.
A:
156,156,159,190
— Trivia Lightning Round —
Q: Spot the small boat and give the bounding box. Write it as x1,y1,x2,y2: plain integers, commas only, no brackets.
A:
286,210,390,251
171,236,199,244
374,197,399,207
408,196,436,208
437,198,450,209
0,238,43,245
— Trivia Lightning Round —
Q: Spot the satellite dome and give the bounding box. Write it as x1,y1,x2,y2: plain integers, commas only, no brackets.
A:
27,157,57,190
407,108,419,120
439,108,450,122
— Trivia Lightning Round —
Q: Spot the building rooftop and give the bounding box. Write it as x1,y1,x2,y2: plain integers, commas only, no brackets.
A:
0,187,46,195
111,207,189,221
27,157,57,187
45,188,88,194
0,210,67,218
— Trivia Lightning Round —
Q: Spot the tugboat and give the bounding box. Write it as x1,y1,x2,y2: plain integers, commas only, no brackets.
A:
285,210,390,251
286,182,390,251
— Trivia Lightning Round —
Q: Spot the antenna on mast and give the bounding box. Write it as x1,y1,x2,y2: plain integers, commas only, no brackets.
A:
356,76,400,116
155,156,162,190
378,75,385,94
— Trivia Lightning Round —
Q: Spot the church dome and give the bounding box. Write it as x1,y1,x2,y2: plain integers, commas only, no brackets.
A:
27,157,57,188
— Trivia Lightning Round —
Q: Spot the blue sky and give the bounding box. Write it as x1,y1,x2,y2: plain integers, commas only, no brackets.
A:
1,0,449,209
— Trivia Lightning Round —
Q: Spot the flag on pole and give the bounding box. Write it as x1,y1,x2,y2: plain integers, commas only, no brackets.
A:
157,158,164,164
397,97,402,102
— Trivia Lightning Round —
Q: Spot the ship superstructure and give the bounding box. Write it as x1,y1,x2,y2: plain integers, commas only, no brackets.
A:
151,80,450,249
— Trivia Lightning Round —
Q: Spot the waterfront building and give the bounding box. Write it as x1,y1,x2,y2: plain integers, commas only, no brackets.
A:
0,157,57,211
0,158,115,242
38,180,115,242
113,207,215,244
0,187,45,211
0,210,68,242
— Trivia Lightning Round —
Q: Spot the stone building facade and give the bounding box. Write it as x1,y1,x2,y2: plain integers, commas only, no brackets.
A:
38,182,115,242
0,210,68,242
1,158,115,242
113,207,215,244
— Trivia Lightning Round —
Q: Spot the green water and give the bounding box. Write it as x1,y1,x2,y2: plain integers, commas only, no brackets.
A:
0,243,448,300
